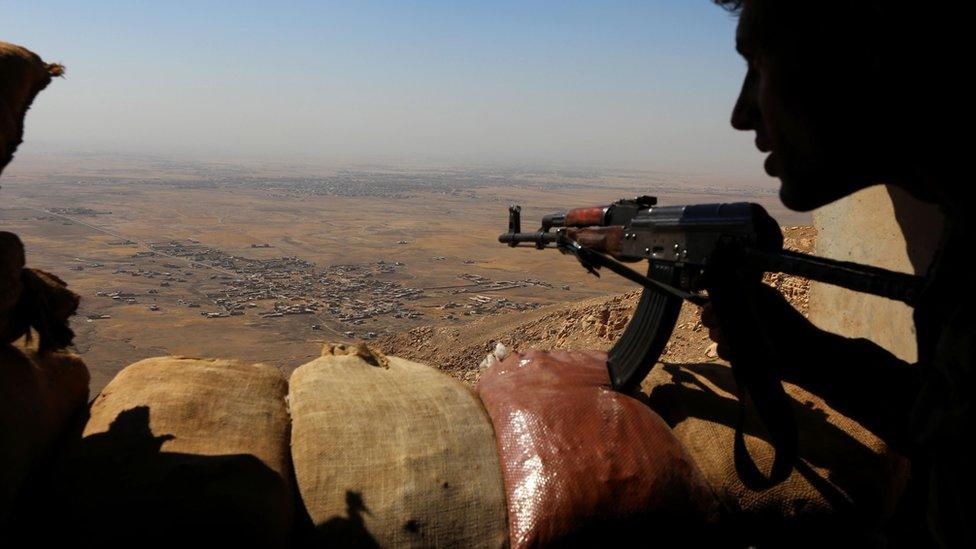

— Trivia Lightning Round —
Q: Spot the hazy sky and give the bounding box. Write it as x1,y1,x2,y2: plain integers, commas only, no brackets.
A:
2,1,768,181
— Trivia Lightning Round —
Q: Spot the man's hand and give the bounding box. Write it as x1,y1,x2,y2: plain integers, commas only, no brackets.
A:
700,302,729,360
700,280,821,381
701,274,917,452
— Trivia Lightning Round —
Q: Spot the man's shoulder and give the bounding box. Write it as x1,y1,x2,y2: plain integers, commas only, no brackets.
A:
914,214,972,342
911,215,974,446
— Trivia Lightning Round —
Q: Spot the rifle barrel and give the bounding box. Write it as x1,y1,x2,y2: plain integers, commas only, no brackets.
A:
497,231,561,247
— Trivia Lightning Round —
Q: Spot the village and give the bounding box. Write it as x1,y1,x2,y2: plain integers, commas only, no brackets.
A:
85,239,545,340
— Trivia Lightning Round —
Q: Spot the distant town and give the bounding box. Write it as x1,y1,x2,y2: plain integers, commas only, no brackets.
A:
84,238,545,340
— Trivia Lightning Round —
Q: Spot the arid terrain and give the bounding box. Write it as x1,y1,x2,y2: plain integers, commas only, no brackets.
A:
2,154,811,392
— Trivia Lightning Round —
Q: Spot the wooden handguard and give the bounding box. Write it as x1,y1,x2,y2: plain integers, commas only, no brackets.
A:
565,206,608,227
566,226,625,257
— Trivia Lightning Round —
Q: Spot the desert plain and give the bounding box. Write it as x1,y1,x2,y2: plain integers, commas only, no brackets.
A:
1,153,810,392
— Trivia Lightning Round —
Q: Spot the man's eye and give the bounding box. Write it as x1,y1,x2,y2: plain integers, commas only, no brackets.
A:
745,59,765,83
743,65,760,89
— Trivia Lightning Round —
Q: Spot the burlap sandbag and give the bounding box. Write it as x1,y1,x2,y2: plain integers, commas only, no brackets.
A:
641,361,910,545
54,356,294,546
290,343,508,548
477,349,720,548
1,230,88,530
0,344,89,528
1,41,62,175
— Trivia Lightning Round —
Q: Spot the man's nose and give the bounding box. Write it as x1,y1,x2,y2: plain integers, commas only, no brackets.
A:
731,76,758,131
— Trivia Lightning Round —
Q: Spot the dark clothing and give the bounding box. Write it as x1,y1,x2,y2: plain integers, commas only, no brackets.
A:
766,207,973,546
909,209,975,547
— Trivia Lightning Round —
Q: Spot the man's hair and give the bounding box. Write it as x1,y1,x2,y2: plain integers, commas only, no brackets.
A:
713,0,744,13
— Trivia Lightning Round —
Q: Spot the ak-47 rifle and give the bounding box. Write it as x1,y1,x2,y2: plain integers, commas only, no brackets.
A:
499,196,923,488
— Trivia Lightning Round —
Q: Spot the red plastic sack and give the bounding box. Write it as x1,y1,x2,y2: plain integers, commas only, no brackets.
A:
477,349,719,547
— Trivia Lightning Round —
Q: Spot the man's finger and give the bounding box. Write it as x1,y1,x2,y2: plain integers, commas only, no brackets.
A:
716,343,732,360
700,304,717,328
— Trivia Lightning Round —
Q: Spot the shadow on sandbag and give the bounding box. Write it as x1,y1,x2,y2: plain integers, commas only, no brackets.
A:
50,406,291,547
305,490,381,549
641,362,910,546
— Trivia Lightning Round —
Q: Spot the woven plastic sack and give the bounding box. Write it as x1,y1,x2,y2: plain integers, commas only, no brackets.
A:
641,361,910,545
290,343,508,548
0,345,88,527
54,356,294,546
476,349,719,548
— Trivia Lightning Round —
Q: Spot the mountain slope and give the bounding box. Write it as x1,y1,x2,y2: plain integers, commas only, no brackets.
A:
379,227,815,383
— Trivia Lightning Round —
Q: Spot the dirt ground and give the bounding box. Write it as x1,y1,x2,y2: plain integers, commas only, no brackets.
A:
2,156,811,392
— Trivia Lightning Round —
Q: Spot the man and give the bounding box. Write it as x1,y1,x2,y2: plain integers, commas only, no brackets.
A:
702,2,971,546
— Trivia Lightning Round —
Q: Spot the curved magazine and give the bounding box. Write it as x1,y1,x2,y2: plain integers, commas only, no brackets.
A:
607,263,683,392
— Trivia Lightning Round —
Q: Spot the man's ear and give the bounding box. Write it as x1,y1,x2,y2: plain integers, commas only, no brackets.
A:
0,41,63,176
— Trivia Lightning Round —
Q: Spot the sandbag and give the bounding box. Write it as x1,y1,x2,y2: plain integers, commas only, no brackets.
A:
476,349,719,548
641,361,910,545
1,232,79,352
0,232,22,334
54,356,294,547
1,41,62,175
1,220,87,533
0,344,89,528
290,343,508,548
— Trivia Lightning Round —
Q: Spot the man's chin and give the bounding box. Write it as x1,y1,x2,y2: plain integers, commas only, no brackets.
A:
778,185,821,212
0,147,11,178
777,173,849,213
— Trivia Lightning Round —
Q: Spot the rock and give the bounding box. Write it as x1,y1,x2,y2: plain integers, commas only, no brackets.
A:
479,353,498,370
478,341,510,371
492,341,509,361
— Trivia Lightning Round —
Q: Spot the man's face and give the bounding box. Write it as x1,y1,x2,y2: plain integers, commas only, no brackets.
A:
730,2,896,211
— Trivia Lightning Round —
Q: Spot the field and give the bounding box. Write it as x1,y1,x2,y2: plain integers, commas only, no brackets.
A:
1,155,809,392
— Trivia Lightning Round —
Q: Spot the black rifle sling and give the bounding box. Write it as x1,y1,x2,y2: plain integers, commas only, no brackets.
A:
707,258,798,490
607,263,683,392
